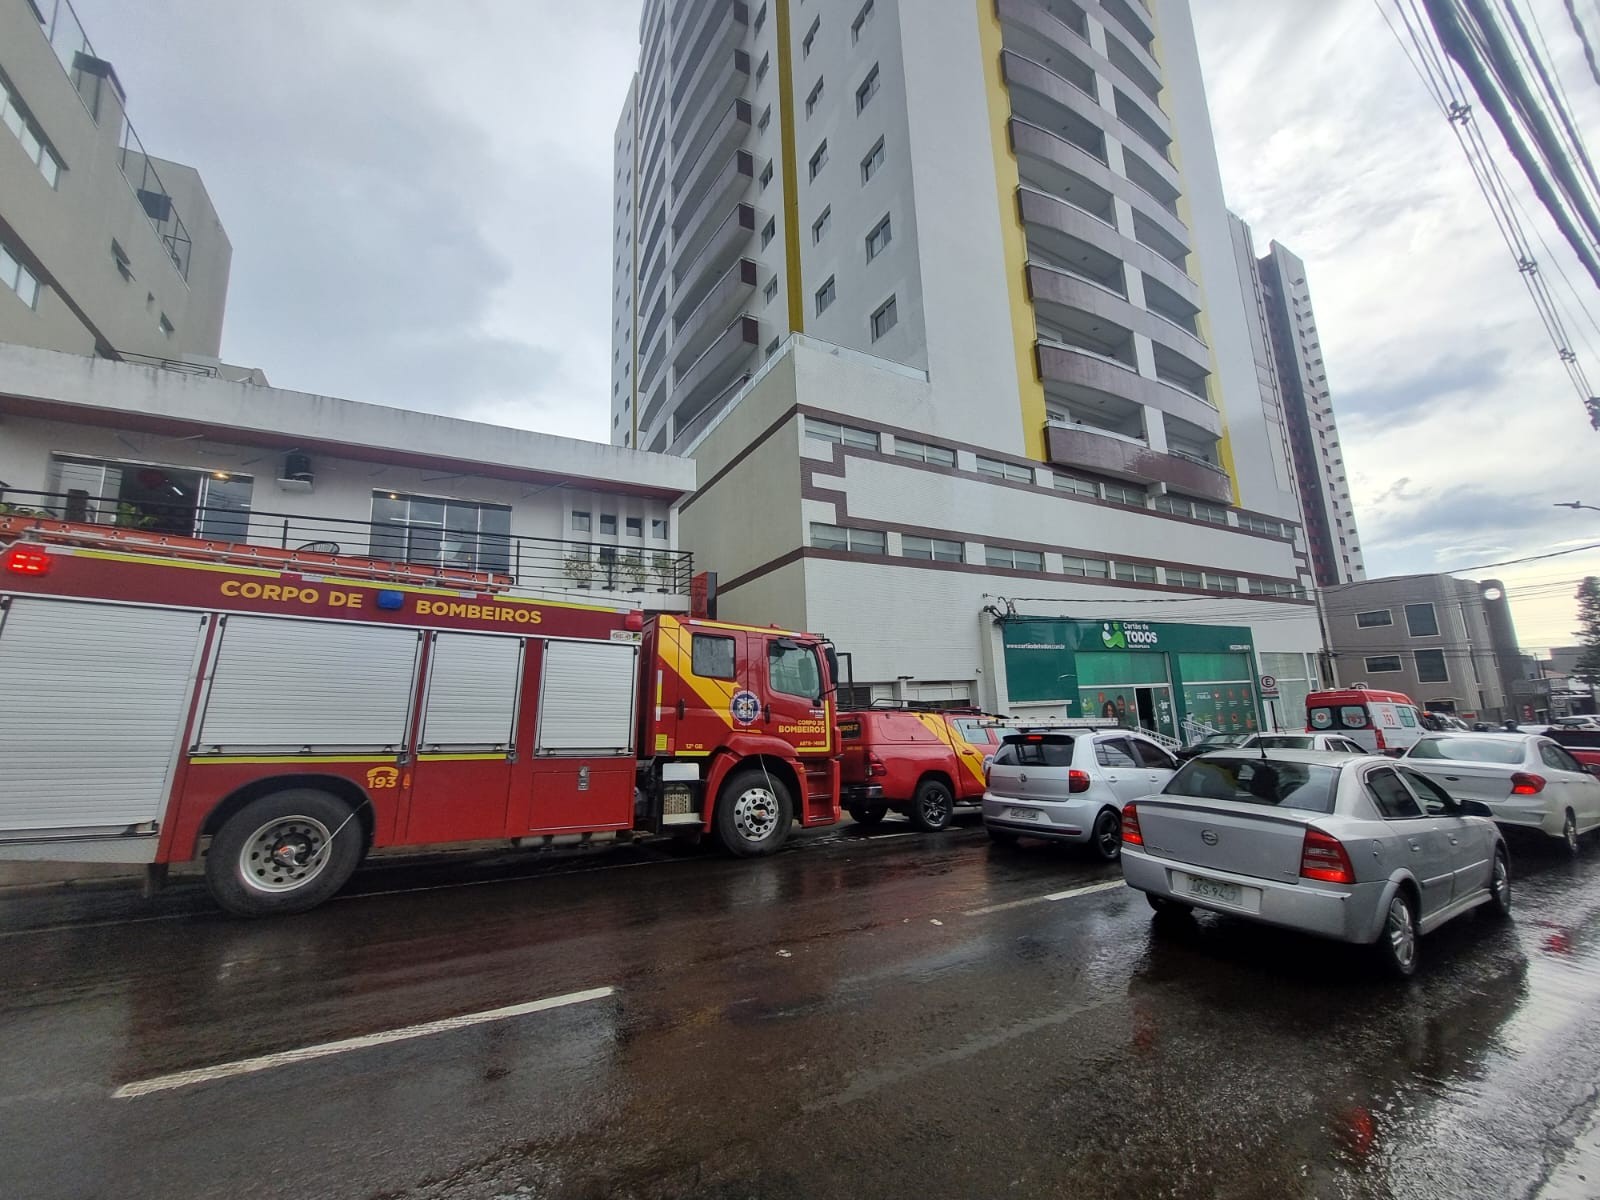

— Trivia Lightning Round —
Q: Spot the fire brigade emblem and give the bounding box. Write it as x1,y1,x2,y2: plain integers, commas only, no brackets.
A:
730,689,761,726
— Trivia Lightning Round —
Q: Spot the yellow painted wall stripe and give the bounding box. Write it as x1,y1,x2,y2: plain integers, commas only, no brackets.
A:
977,0,1048,462
775,0,805,332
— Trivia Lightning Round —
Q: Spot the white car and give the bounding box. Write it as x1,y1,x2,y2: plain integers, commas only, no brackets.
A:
982,729,1178,859
1237,733,1369,755
1401,733,1600,854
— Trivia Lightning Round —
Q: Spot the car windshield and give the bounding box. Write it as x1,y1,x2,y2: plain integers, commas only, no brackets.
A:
1249,735,1313,749
1165,759,1340,813
994,736,1074,767
1407,737,1525,764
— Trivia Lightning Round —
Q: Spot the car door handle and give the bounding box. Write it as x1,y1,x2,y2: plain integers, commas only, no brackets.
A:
1448,835,1459,845
1408,840,1422,852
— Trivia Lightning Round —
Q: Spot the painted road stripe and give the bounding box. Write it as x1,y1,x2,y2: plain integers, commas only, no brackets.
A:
112,986,615,1099
963,879,1126,917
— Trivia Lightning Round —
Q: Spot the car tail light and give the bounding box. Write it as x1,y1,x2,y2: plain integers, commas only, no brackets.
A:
1121,802,1144,846
3,546,50,576
1300,828,1356,884
1510,772,1545,795
1068,769,1091,794
1372,724,1387,752
867,751,888,778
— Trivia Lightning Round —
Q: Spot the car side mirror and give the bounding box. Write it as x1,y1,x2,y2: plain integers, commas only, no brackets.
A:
1459,799,1494,818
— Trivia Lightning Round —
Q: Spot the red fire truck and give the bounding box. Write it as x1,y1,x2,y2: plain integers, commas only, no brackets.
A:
0,536,842,915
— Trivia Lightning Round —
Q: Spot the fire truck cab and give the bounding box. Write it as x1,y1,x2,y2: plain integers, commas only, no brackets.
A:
0,536,841,915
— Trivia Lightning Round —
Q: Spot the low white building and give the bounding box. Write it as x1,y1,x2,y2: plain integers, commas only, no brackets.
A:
0,345,698,608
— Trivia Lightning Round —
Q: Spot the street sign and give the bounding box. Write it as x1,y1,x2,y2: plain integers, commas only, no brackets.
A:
1259,674,1280,699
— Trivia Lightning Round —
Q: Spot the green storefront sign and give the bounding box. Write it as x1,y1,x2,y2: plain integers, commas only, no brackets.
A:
1001,617,1261,737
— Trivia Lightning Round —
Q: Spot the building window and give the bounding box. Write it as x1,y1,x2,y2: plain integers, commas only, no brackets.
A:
756,52,770,82
1063,555,1111,578
572,511,592,533
159,314,175,337
766,336,781,357
625,516,643,536
46,456,254,541
812,206,831,244
369,492,512,574
1192,501,1228,525
1101,482,1146,507
762,217,777,248
894,438,955,467
975,455,1032,484
870,295,897,340
651,518,668,539
1355,608,1393,628
1415,649,1450,683
806,77,824,117
855,64,881,112
1115,562,1157,584
809,139,829,179
1166,568,1203,588
599,513,618,535
861,137,885,183
985,546,1044,572
1203,572,1239,592
805,416,878,450
1054,474,1098,499
1249,579,1299,597
866,213,891,260
1405,602,1440,637
815,275,836,315
764,276,778,304
1,79,62,188
754,2,767,33
803,15,821,57
1364,655,1404,674
759,105,772,133
811,523,886,554
852,0,875,42
1152,494,1189,517
111,239,134,282
760,160,773,189
1241,513,1289,537
902,536,963,562
0,240,41,310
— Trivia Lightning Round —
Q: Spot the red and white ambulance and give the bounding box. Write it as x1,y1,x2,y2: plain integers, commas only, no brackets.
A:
1306,687,1426,755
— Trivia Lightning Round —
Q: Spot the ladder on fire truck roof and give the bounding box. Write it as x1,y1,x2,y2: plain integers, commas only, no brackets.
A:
0,517,648,609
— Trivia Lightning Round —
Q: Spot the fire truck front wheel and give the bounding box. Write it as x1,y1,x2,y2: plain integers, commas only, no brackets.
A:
715,768,794,857
205,789,365,917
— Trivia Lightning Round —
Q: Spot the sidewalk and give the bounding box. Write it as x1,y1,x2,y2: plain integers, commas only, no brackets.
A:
1539,1100,1600,1199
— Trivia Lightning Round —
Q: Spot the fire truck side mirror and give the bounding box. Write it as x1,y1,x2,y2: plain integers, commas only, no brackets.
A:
823,644,840,693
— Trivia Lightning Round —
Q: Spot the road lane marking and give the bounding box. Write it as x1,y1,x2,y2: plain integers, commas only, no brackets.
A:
111,986,615,1099
963,879,1126,917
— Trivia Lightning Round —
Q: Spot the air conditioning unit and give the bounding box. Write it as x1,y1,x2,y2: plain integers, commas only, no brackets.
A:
277,452,314,493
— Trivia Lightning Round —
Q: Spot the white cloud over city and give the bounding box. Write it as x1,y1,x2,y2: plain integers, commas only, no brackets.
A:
70,0,1600,648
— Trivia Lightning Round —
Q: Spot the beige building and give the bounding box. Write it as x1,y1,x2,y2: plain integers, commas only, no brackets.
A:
1,0,233,368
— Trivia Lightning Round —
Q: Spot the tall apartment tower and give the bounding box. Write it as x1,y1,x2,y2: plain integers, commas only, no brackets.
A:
1,0,232,365
612,0,1326,726
1254,239,1366,587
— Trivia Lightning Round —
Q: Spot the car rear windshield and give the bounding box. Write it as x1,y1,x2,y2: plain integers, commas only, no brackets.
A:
1309,705,1367,730
993,736,1074,767
1407,737,1525,764
1164,759,1340,814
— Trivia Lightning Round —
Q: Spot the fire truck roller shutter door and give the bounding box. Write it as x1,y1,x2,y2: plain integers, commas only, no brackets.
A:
197,617,419,753
0,599,204,840
419,633,523,751
535,639,639,755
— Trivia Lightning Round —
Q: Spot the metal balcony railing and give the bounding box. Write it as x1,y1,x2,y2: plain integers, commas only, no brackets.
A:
0,490,694,599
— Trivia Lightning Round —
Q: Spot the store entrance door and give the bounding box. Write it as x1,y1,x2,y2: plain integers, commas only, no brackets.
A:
1135,686,1177,740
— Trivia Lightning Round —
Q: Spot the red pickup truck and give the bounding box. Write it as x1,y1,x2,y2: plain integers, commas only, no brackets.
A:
1547,728,1600,771
838,708,1009,832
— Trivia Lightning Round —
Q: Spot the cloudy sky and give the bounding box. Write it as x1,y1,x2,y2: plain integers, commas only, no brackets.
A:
71,0,1600,649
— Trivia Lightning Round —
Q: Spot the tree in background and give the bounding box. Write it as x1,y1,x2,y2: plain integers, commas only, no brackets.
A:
1577,577,1600,707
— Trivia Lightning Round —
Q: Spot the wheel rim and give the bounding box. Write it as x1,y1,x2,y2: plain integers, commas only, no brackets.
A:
1387,897,1416,969
921,790,949,826
732,786,780,842
1493,856,1510,908
239,814,333,894
1566,813,1579,852
1098,813,1121,856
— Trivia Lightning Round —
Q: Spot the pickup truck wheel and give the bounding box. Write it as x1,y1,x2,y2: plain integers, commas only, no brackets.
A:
846,805,888,828
715,768,793,857
205,789,364,917
909,779,954,832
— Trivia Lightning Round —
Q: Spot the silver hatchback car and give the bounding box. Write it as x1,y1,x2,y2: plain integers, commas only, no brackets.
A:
1120,750,1509,976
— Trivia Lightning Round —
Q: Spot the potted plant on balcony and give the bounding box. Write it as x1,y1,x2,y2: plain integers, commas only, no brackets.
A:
652,552,677,593
563,550,597,590
618,551,648,592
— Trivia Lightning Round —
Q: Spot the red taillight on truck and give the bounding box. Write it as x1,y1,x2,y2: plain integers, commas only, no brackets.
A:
1300,828,1356,884
1121,802,1144,846
866,751,888,778
3,546,50,576
1068,769,1091,794
1372,724,1388,753
1510,772,1546,795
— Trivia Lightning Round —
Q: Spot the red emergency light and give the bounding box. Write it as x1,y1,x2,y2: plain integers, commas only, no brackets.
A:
624,610,644,632
3,547,51,577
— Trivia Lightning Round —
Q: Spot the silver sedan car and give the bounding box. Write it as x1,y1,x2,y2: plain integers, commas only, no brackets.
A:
1120,750,1509,977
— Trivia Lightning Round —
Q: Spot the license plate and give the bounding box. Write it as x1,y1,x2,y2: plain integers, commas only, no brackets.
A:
1185,875,1242,905
1006,807,1041,822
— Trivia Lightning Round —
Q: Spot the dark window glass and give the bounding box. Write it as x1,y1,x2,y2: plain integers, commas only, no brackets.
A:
1368,768,1424,819
1131,739,1175,769
1165,759,1340,813
768,642,821,699
691,635,736,680
1405,603,1440,637
998,736,1075,767
1096,738,1138,768
1540,743,1584,773
1398,768,1456,815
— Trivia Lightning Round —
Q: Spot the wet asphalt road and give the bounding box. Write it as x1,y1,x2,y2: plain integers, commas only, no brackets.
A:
4,817,1600,1200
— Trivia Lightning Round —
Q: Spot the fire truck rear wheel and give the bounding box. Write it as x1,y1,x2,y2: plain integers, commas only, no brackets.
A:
715,768,793,857
909,779,955,832
206,789,364,917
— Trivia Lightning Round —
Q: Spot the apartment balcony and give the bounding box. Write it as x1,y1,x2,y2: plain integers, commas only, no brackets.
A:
673,202,754,297
1003,52,1110,165
1092,0,1161,79
996,0,1091,58
672,98,752,202
1016,183,1196,305
640,369,670,431
673,258,757,369
671,371,752,452
671,315,760,426
1009,117,1190,252
1037,342,1221,436
672,46,751,155
672,0,744,72
1027,263,1210,380
673,148,753,247
1043,423,1231,504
